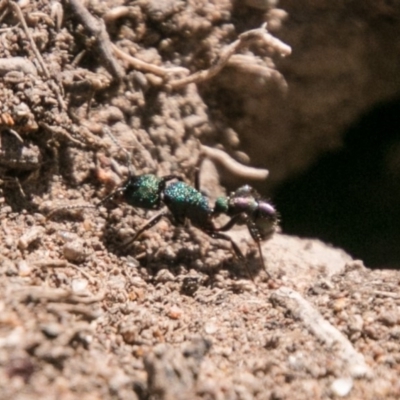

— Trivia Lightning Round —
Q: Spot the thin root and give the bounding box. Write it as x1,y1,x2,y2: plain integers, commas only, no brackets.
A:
111,43,189,78
201,145,269,180
168,23,291,90
39,122,85,146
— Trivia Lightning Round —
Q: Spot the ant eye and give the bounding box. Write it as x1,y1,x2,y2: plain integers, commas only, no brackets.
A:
259,202,277,218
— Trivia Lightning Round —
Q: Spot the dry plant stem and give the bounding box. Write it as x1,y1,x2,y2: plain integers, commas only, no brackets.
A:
68,0,124,81
8,1,50,78
370,290,400,299
8,1,66,110
47,303,101,321
4,128,24,143
103,6,132,23
0,57,37,75
16,287,104,304
201,145,269,180
34,259,95,283
111,43,189,77
39,122,84,146
272,287,372,379
0,26,15,32
168,24,291,90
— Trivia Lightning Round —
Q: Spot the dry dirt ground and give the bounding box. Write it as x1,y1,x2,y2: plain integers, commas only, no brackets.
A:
1,1,400,399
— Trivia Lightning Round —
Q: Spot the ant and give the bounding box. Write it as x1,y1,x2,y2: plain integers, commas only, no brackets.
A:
51,127,279,282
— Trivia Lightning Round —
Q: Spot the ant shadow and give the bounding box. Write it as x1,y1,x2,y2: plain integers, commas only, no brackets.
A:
98,205,260,285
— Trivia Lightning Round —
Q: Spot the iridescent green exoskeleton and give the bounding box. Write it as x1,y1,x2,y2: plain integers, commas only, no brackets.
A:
102,172,256,279
51,127,279,282
101,165,280,281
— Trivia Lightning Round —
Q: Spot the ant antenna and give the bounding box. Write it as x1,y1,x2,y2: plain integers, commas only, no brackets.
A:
94,126,137,208
102,126,134,178
95,186,125,208
48,126,136,219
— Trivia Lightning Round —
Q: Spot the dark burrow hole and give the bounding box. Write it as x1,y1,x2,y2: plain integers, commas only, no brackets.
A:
274,97,400,269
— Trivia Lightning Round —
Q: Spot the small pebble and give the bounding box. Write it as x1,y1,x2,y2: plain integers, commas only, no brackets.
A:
4,236,14,248
331,377,353,397
167,306,183,320
18,226,45,250
155,269,175,283
204,320,218,334
332,297,347,312
41,323,62,338
57,230,78,243
17,260,31,276
63,240,86,263
71,278,88,293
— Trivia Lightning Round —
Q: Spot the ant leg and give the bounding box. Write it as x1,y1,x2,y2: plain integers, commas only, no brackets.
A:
256,240,271,280
246,219,272,279
160,175,184,186
121,209,168,249
96,185,126,208
214,213,247,232
206,230,255,283
102,126,134,178
217,215,271,280
194,167,201,191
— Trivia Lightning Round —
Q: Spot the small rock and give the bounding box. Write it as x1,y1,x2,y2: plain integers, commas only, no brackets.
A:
17,260,31,276
331,377,353,397
155,269,175,283
167,306,183,320
71,278,88,293
41,323,62,338
204,320,218,334
18,226,45,250
63,240,86,263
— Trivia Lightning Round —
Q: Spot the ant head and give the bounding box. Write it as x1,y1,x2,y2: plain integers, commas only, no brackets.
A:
121,174,164,210
251,200,279,241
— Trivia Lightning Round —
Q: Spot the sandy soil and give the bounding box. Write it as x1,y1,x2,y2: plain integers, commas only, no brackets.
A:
1,1,400,399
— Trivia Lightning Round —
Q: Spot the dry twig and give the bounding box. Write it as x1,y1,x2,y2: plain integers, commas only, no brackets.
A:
16,286,104,304
34,259,95,284
39,122,84,146
8,1,50,78
68,0,124,81
8,1,66,110
272,287,372,378
47,303,101,321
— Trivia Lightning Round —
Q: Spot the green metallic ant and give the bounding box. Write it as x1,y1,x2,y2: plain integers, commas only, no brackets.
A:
100,171,278,282
49,127,279,281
